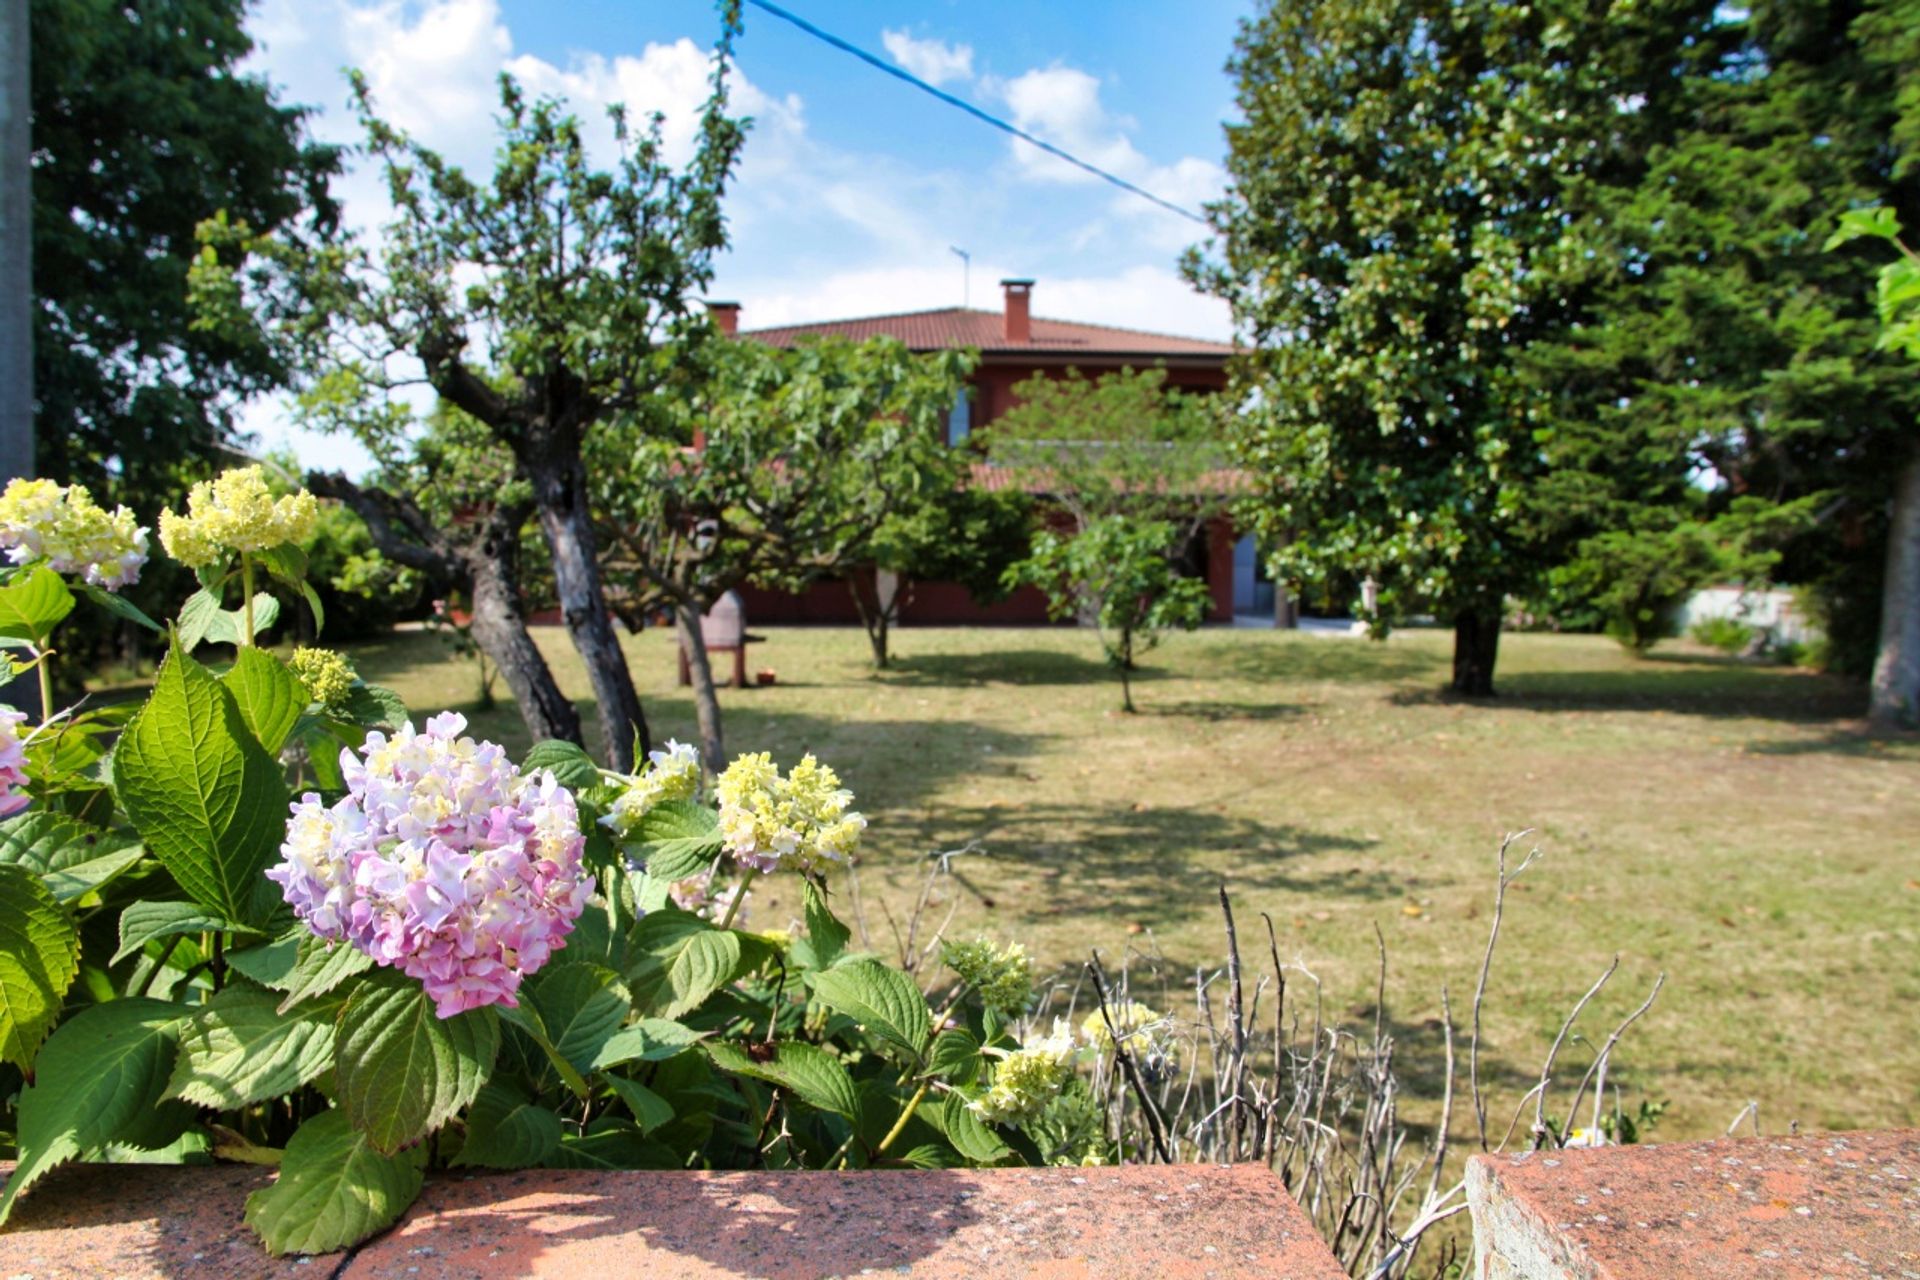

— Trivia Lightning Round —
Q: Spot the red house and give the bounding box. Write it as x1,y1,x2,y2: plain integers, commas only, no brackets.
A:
710,279,1256,626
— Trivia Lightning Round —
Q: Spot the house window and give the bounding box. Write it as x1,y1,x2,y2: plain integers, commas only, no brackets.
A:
946,389,972,446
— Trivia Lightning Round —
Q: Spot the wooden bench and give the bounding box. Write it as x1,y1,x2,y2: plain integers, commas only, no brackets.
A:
676,590,765,689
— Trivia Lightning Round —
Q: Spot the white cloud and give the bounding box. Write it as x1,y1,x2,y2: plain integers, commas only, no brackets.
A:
997,66,1145,185
880,29,975,88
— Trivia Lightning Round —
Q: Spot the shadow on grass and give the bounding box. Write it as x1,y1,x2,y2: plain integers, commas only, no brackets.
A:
919,801,1389,930
1147,699,1305,723
1194,636,1447,684
880,648,1148,689
1389,664,1866,726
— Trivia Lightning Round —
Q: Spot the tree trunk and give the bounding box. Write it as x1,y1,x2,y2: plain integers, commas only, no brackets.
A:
1117,626,1137,713
465,547,581,746
1451,607,1502,697
847,570,897,669
675,601,726,774
530,462,648,770
1870,444,1920,726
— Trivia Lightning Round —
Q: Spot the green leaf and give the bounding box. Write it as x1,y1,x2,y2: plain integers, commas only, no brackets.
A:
0,568,75,645
927,1028,984,1085
113,899,251,964
0,864,80,1070
179,589,282,650
114,639,289,926
624,908,732,1017
256,543,308,586
525,963,629,1077
244,1110,423,1257
297,580,326,637
809,958,932,1062
605,1076,675,1134
797,877,850,970
592,1017,708,1068
495,1001,591,1101
451,1083,562,1168
629,800,723,881
177,588,223,653
521,738,602,790
706,1040,861,1121
936,1090,1012,1164
166,984,339,1108
80,583,160,632
225,931,302,989
335,974,499,1154
545,1121,676,1170
1826,205,1900,250
222,647,305,755
0,812,143,903
277,936,375,1011
338,683,408,731
0,998,183,1226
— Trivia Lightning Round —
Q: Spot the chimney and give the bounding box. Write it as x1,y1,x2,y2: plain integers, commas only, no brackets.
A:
706,300,740,337
1000,278,1034,343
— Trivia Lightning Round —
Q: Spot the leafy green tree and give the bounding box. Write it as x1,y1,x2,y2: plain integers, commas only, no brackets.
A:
1008,515,1210,713
594,336,972,768
191,47,746,768
853,484,1032,669
1189,0,1724,695
31,0,337,502
985,367,1230,535
1830,206,1920,721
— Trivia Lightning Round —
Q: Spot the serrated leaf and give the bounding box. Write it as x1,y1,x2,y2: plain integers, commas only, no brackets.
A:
605,1076,675,1134
0,812,143,903
277,935,374,1011
256,543,308,586
0,998,182,1226
0,568,75,644
339,683,408,732
937,1090,1012,1164
0,863,80,1070
706,1040,861,1121
225,931,302,989
545,1121,676,1170
526,963,629,1077
592,1017,708,1068
244,1110,423,1256
799,878,850,970
177,588,223,653
181,590,281,650
80,582,161,631
114,640,289,926
222,647,305,755
298,580,326,637
629,800,722,881
451,1083,562,1168
335,974,498,1154
166,984,339,1108
809,958,932,1062
521,738,601,790
496,1001,591,1101
624,908,735,1018
113,899,251,964
897,1142,964,1169
928,1028,984,1084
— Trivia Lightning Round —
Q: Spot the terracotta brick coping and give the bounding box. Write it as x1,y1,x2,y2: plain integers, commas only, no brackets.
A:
1466,1128,1920,1279
0,1161,1348,1279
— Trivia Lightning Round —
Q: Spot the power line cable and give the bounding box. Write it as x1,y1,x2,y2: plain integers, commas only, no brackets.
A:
742,0,1208,225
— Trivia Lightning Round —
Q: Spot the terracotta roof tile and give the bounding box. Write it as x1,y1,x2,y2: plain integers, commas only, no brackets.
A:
741,307,1234,357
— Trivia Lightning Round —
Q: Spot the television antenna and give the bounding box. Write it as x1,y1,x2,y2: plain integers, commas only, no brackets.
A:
950,246,971,309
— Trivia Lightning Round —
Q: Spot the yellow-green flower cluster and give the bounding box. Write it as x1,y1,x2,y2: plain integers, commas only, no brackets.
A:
289,646,356,710
970,1019,1076,1125
942,936,1035,1016
158,466,319,568
0,478,149,591
602,739,701,840
715,751,865,875
1080,1001,1176,1068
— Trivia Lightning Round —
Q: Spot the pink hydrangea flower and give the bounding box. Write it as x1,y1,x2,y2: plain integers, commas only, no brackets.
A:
267,712,593,1018
0,708,30,818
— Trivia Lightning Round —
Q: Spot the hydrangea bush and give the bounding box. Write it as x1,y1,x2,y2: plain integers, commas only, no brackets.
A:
0,466,1136,1257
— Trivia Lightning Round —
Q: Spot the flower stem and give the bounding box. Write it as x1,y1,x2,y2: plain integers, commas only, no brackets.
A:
873,1080,931,1159
35,650,53,729
716,869,757,931
240,554,255,646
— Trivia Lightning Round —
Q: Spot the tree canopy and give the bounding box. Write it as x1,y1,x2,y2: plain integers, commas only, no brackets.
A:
32,0,337,502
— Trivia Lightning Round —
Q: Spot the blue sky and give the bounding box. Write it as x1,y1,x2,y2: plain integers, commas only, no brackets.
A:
240,0,1250,471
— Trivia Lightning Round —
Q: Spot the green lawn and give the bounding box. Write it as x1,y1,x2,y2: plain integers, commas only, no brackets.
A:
346,622,1920,1141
